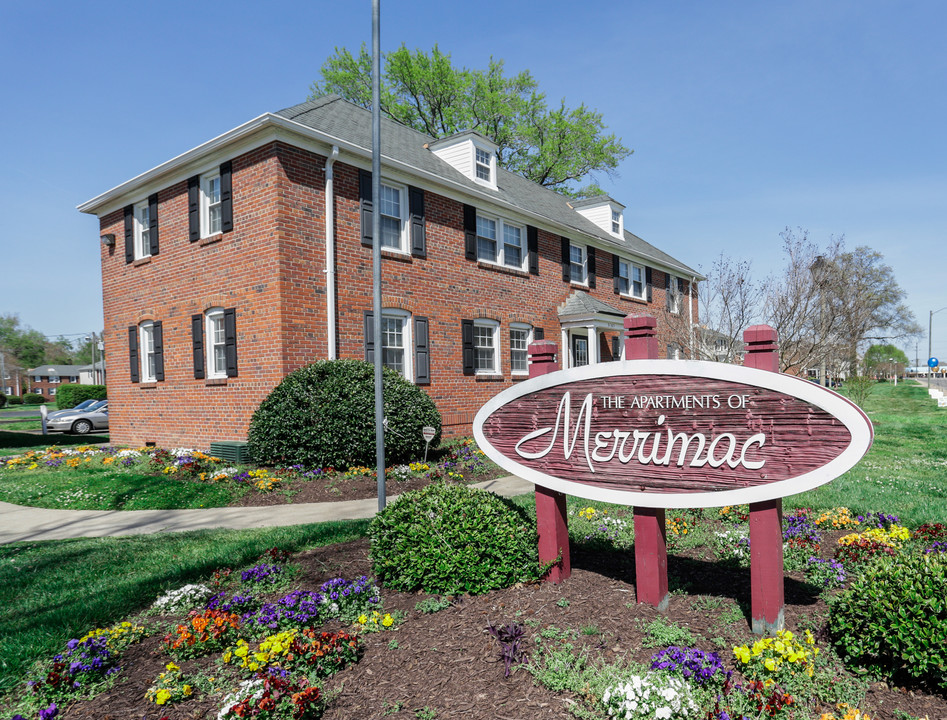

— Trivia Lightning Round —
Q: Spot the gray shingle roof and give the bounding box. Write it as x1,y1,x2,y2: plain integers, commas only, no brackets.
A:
557,291,626,318
27,365,85,375
276,96,699,278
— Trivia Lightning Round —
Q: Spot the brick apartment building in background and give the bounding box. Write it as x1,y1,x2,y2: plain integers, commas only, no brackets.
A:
79,95,702,450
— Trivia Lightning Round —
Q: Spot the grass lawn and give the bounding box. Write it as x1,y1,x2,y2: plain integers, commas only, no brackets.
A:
0,430,109,457
0,520,370,698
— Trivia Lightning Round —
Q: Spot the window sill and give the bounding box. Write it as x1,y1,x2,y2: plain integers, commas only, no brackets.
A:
477,261,528,278
200,233,224,247
139,382,158,389
381,248,413,262
132,256,152,267
620,294,649,305
511,373,529,381
475,374,504,382
205,377,228,386
569,281,589,289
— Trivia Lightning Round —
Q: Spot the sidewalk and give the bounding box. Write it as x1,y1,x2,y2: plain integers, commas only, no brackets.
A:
0,476,534,545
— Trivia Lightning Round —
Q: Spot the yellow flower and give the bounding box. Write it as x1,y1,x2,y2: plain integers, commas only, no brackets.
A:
183,684,192,696
165,661,180,672
733,646,751,663
357,614,368,624
764,657,778,672
155,688,172,705
382,614,394,627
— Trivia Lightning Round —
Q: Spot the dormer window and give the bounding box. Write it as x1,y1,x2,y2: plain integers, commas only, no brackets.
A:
611,209,621,234
572,196,625,237
475,147,491,182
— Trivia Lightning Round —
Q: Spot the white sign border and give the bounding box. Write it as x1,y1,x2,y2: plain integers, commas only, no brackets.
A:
473,359,874,508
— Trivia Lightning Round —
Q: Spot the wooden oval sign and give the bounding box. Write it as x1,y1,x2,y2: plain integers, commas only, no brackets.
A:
473,360,873,508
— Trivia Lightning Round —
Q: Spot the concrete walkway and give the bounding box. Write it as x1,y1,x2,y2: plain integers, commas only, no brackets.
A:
0,476,534,545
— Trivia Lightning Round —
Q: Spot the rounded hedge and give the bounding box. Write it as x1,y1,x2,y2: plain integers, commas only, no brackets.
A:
247,359,441,468
23,394,45,405
369,482,543,595
0,392,5,409
828,553,947,691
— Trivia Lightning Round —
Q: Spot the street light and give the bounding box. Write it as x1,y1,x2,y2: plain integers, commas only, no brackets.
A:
85,332,97,385
929,307,947,390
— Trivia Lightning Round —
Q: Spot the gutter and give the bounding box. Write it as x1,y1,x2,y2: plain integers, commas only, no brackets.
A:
325,146,340,359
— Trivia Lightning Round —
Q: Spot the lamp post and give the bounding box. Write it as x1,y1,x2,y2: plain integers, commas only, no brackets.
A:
929,307,947,390
85,332,97,385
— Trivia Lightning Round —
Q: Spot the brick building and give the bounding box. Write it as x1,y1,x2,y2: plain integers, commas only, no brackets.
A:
79,95,701,450
27,365,83,401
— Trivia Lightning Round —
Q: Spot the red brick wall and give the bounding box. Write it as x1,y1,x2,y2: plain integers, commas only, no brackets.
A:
99,140,696,450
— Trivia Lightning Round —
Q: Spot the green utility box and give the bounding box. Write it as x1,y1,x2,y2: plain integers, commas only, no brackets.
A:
210,441,251,464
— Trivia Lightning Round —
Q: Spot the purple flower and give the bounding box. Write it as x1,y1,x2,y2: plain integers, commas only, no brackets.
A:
39,702,58,720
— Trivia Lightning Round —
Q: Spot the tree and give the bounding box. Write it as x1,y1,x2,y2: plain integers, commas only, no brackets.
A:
863,344,909,374
0,314,47,368
310,45,631,196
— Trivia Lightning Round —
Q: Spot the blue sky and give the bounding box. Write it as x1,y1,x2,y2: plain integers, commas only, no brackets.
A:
1,0,944,362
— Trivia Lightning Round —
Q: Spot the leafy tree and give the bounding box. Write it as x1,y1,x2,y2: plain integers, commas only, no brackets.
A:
0,314,46,368
863,344,909,373
310,44,631,196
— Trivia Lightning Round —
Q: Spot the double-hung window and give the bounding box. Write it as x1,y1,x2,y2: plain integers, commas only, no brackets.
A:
140,322,156,382
570,243,587,284
474,320,499,374
477,212,526,270
510,324,532,375
205,308,227,379
611,209,621,235
134,200,151,259
475,147,491,182
617,259,646,299
379,183,407,251
668,275,683,314
201,172,222,237
503,224,523,268
381,310,412,379
476,215,498,263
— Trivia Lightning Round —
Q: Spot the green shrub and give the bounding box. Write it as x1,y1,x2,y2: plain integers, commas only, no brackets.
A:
369,482,542,594
7,396,23,405
55,384,107,410
247,359,441,468
23,394,46,405
0,391,5,409
828,554,947,690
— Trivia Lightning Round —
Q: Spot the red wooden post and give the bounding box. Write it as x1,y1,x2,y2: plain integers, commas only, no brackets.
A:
529,339,570,583
625,315,669,610
744,325,785,634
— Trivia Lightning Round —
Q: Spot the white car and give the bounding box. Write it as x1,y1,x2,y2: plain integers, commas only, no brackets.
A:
45,401,109,435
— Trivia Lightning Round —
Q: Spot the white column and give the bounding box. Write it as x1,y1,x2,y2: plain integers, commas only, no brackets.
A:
561,328,570,369
588,325,598,364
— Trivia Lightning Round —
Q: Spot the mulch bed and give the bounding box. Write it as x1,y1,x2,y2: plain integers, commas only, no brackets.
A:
52,530,947,720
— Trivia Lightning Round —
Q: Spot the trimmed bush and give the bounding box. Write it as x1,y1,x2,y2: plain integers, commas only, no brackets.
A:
23,394,46,405
828,554,947,690
369,482,543,595
55,384,107,410
247,359,441,468
7,396,23,405
0,391,5,409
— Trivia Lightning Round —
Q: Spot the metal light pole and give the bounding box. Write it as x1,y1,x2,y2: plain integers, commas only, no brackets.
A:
371,0,387,511
86,332,97,385
929,306,947,390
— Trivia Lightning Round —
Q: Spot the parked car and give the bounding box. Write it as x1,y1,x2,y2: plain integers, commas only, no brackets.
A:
46,399,106,419
45,401,109,435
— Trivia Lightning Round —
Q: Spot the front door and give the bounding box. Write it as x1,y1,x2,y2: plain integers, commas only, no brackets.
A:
572,333,589,367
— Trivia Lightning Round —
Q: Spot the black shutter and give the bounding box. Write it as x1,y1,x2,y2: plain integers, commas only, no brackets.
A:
220,161,233,233
224,308,238,377
148,193,159,256
191,314,205,379
128,325,139,383
414,316,430,385
359,170,373,246
363,311,374,363
666,273,672,310
124,205,134,263
461,319,474,375
534,326,544,341
613,254,621,294
153,321,164,382
646,267,653,302
188,176,200,242
561,237,571,282
678,277,686,311
527,225,539,275
588,247,597,288
463,204,477,260
409,186,426,258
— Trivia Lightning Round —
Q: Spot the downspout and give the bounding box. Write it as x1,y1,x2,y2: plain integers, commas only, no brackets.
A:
689,275,696,359
324,146,340,359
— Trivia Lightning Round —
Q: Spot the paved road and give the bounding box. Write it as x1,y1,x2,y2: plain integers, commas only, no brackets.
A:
0,476,535,545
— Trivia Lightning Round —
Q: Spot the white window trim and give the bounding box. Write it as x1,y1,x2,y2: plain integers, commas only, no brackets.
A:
472,144,496,188
473,319,500,375
611,208,622,236
133,199,151,260
509,323,532,376
200,171,221,238
618,258,647,300
205,308,227,379
570,242,588,285
381,309,413,381
476,211,527,271
669,275,683,314
140,321,156,383
378,181,410,254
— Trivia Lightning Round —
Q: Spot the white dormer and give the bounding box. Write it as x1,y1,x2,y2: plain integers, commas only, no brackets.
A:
429,131,498,190
571,196,626,238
